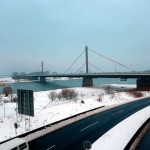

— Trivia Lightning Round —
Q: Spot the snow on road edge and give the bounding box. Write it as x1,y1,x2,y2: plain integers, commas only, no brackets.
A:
92,106,150,150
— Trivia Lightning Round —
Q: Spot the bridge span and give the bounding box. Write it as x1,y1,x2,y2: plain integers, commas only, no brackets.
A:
28,46,150,88
29,72,150,88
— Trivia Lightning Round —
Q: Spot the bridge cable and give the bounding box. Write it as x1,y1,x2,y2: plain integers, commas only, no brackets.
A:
89,62,104,73
75,63,86,74
65,50,85,74
88,48,136,72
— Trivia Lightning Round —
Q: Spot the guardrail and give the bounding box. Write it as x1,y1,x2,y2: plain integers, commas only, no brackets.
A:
0,105,104,144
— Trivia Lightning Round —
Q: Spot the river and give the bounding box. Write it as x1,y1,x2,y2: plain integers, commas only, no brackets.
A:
0,78,136,93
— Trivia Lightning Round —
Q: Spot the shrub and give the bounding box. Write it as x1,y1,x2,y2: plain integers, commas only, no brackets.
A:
68,89,78,99
11,97,17,103
48,91,57,101
4,100,9,103
97,96,102,102
104,85,112,94
57,92,62,101
2,86,13,97
126,90,143,98
62,88,70,100
61,88,78,100
81,100,85,104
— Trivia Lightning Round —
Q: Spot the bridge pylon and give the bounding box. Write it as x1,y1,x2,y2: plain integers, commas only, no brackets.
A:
82,46,93,87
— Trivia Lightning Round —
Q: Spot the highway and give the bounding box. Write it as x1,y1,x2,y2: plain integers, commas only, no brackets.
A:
29,98,150,150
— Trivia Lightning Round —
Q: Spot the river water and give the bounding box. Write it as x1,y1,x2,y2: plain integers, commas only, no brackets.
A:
0,78,136,93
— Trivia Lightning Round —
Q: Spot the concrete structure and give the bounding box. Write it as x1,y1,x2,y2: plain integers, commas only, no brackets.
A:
28,72,150,88
137,78,150,88
83,46,93,87
28,46,150,88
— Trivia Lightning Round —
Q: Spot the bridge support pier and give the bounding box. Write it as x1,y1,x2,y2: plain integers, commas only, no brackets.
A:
82,77,93,87
137,78,150,88
32,77,38,80
40,77,46,82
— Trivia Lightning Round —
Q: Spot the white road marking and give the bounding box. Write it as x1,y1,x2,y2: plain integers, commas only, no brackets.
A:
112,110,124,116
46,145,56,150
132,104,140,108
80,121,99,132
118,110,124,113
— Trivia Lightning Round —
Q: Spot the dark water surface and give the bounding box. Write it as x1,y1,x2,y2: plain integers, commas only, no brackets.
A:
0,78,136,93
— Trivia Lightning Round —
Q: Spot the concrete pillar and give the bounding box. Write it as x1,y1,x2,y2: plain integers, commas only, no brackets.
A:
82,77,93,87
85,46,89,73
40,76,46,82
32,77,38,80
137,78,150,88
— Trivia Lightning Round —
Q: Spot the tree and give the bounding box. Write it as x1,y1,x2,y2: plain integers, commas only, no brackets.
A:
2,86,13,97
12,72,19,80
48,91,57,101
104,85,112,94
57,92,62,101
19,72,26,79
68,89,78,99
61,88,70,100
61,88,78,100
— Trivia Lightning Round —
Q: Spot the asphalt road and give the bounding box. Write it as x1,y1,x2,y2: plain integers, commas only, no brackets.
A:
29,97,150,150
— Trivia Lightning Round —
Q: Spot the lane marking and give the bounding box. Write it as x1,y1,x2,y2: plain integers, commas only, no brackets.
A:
80,121,99,132
118,110,124,113
46,145,56,150
132,104,140,108
112,110,124,116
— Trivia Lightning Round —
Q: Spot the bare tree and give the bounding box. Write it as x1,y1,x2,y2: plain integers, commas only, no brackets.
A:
62,88,70,100
48,91,57,101
2,86,13,97
61,88,78,100
57,92,62,101
104,85,112,94
68,89,78,99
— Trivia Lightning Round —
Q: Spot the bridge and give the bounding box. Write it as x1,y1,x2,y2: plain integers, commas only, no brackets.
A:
28,46,150,88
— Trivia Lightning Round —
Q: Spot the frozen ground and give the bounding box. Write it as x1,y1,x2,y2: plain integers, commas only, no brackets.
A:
0,83,150,149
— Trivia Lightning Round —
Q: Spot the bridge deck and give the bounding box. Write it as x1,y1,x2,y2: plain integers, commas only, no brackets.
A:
29,72,150,79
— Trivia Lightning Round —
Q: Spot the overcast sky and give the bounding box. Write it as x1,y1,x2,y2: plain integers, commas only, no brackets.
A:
0,0,150,75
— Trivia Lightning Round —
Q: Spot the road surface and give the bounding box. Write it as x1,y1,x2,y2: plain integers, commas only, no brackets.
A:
29,97,150,150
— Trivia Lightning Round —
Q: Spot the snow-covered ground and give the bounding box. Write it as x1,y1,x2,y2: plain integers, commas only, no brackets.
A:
0,83,150,149
0,76,79,84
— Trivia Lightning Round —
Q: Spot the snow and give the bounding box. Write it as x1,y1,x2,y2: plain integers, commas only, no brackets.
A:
0,82,150,149
0,76,79,83
0,77,16,83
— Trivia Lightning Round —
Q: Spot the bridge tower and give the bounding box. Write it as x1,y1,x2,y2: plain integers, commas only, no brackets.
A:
40,61,46,82
85,46,89,73
42,61,44,75
82,46,93,87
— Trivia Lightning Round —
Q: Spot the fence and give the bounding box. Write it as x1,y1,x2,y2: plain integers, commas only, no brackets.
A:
0,106,16,118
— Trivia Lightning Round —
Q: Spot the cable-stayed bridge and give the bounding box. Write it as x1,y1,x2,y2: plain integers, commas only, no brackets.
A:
28,46,150,88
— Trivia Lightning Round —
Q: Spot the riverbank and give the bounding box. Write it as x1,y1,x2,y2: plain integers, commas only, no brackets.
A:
0,84,150,142
0,76,79,84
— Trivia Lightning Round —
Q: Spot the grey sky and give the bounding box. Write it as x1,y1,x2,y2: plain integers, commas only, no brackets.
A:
0,0,150,75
